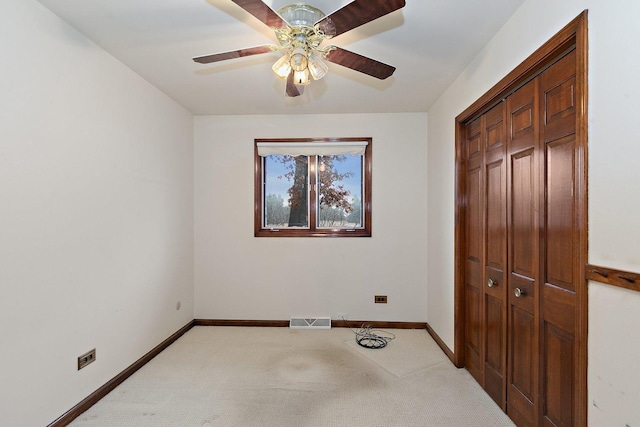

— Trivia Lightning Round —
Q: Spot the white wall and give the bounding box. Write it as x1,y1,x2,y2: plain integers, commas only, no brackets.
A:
426,0,640,425
194,113,428,323
0,1,194,426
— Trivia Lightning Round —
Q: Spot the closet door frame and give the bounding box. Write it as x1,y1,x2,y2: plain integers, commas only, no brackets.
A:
453,11,588,427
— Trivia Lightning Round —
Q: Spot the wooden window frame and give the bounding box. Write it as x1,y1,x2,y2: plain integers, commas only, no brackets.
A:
254,137,372,238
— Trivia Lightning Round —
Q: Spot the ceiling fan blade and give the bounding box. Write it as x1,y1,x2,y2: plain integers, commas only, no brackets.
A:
231,0,289,29
286,71,303,97
193,45,275,64
316,0,406,37
325,47,396,80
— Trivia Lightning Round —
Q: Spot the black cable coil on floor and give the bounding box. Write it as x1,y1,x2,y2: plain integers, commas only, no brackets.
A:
342,318,396,349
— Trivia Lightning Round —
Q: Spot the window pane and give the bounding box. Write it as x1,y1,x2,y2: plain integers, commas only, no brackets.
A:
317,154,364,229
263,155,309,228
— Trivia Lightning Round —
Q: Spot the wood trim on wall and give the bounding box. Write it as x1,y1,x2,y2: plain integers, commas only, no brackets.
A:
48,321,195,427
586,264,640,293
454,10,588,426
194,319,291,327
425,322,455,363
195,318,427,330
575,12,590,427
456,16,583,123
334,320,426,330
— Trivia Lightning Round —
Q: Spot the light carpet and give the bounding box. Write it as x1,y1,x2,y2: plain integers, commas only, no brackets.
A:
342,328,449,378
68,326,514,427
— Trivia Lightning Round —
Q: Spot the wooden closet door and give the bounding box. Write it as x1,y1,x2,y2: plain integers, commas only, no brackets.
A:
464,117,484,385
456,14,587,426
506,78,540,427
483,102,508,409
463,102,508,408
539,50,578,427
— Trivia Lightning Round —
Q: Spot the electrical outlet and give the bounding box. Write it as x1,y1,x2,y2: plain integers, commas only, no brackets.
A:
336,312,348,320
78,349,96,370
375,295,388,304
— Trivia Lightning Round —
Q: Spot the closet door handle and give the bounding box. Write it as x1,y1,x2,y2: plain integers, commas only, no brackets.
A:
514,287,526,298
488,278,497,288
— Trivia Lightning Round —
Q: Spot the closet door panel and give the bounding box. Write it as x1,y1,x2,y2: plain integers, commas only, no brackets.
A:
465,118,484,385
510,304,535,393
486,160,505,269
540,51,578,427
483,102,507,408
542,323,574,427
546,136,576,291
507,78,539,427
508,148,538,427
467,118,482,160
465,279,482,382
467,167,483,265
485,293,505,403
543,51,576,143
542,281,576,425
511,149,537,277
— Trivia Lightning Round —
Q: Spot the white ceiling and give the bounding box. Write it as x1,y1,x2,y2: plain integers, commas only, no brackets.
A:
36,0,524,115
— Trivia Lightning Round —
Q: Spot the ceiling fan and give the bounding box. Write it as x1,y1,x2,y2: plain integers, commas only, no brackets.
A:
193,0,406,97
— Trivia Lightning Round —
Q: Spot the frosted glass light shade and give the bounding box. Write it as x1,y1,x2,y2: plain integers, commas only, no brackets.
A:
289,47,308,72
293,69,310,85
272,54,292,80
308,53,329,80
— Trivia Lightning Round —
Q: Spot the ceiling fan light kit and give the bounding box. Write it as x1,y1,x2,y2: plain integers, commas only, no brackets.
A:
307,52,329,80
193,0,406,97
272,53,293,79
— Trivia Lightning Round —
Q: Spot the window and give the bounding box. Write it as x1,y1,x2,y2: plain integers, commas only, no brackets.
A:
254,138,372,237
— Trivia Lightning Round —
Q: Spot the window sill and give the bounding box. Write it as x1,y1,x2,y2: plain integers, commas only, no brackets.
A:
254,229,371,238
